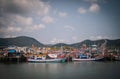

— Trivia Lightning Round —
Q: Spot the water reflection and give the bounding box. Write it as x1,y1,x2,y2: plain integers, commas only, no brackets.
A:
0,62,120,79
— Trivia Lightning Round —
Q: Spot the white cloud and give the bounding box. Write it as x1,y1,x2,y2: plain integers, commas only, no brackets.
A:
37,3,50,16
78,1,100,14
90,35,109,40
15,15,33,26
32,24,45,30
12,0,51,16
83,0,107,4
7,27,22,32
0,0,51,35
64,25,75,31
83,0,98,3
1,14,45,33
4,35,17,38
72,36,78,41
0,19,21,33
1,26,24,37
59,12,67,17
51,38,69,44
78,7,87,14
42,16,54,24
89,3,100,12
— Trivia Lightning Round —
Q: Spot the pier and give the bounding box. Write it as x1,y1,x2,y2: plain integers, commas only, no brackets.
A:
0,56,27,62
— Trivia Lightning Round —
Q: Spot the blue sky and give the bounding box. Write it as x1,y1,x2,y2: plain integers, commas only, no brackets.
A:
0,0,120,44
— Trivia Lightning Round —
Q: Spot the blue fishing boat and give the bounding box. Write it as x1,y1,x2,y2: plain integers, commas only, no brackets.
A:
72,57,104,61
72,43,105,61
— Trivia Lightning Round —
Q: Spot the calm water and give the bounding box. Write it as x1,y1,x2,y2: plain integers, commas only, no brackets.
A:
0,61,120,79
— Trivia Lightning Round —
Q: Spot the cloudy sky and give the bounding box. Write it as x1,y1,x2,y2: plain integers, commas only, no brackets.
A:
0,0,120,44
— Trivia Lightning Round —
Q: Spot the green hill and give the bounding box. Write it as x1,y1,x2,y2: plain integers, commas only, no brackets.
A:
0,36,44,47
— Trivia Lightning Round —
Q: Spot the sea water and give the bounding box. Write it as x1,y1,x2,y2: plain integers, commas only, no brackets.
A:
0,61,120,79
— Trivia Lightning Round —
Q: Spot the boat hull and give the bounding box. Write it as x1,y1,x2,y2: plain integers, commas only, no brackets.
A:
72,57,104,61
28,58,66,63
115,58,120,61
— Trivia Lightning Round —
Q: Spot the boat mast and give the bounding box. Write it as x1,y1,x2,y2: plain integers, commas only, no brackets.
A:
101,39,107,55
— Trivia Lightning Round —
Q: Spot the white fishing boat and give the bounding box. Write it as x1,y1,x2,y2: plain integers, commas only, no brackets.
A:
115,55,120,61
72,43,105,62
72,57,104,61
27,55,66,63
28,58,66,63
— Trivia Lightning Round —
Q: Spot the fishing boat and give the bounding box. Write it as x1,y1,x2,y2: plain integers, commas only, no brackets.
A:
28,58,66,63
72,52,104,61
72,43,105,62
115,58,120,61
115,55,120,61
27,54,66,63
28,44,67,63
72,56,104,61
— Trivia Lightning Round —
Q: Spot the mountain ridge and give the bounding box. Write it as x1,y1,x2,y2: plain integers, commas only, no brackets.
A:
0,36,44,47
0,36,120,48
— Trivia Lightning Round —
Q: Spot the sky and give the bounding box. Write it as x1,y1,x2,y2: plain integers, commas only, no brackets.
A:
0,0,120,44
